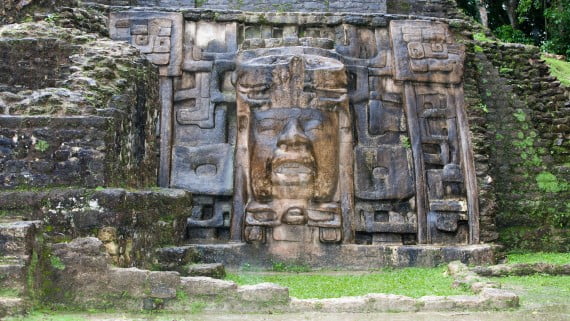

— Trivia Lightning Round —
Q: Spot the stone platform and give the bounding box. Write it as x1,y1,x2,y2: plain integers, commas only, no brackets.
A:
159,243,500,269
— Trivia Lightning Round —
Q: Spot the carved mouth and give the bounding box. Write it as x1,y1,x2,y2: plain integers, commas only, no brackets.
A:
273,162,313,174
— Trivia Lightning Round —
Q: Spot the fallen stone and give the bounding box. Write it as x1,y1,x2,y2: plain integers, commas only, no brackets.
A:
187,263,226,279
179,276,237,296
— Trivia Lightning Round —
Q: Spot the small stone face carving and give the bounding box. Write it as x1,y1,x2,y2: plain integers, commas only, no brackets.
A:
235,50,349,244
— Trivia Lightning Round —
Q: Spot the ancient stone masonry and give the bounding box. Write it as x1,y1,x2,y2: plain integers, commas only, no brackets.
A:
109,10,480,260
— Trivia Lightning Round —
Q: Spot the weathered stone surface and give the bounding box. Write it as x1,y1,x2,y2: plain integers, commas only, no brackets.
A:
419,296,456,311
0,263,25,292
149,271,180,299
366,293,419,312
0,21,159,190
237,283,289,303
182,243,498,268
179,276,237,296
108,268,149,298
479,288,519,309
0,221,41,256
187,263,226,279
105,10,479,252
0,297,27,319
472,263,570,276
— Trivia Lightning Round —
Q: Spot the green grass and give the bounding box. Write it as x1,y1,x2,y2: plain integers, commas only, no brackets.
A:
499,274,570,309
226,267,470,299
507,252,570,265
543,56,570,87
0,288,20,297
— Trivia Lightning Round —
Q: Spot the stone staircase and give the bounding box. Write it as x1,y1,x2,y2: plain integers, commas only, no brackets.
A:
0,220,40,318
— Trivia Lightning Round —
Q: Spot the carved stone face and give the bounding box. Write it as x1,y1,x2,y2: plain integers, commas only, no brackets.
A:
237,53,346,204
236,52,347,235
250,107,338,201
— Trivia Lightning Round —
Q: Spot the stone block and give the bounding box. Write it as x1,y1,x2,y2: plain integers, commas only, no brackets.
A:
0,221,40,256
447,295,482,309
365,293,419,312
0,298,26,319
237,283,289,303
419,296,455,311
108,267,149,298
187,263,226,279
480,288,519,309
179,276,237,296
0,263,25,291
149,271,180,299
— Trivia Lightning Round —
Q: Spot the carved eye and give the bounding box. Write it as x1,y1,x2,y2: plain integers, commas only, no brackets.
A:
256,119,281,133
303,119,324,133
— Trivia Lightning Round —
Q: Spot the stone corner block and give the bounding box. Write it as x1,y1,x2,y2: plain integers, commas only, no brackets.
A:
179,276,237,296
237,283,289,303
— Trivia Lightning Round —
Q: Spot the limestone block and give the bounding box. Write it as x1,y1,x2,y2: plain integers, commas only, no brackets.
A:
479,288,519,309
179,276,237,296
109,12,183,76
170,143,234,195
447,295,482,309
187,263,226,279
292,296,367,313
149,271,180,299
354,146,415,200
108,267,149,298
389,20,464,84
237,283,289,303
0,298,26,319
419,296,455,311
0,221,41,256
365,293,419,312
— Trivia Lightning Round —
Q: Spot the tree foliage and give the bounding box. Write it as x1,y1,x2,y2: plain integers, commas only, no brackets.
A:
457,0,570,58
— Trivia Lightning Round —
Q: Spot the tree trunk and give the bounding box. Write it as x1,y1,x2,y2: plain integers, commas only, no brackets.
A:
506,0,519,28
477,0,489,28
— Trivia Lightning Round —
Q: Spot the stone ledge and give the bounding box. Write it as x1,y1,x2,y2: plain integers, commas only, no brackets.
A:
471,263,570,276
181,243,500,268
18,237,519,313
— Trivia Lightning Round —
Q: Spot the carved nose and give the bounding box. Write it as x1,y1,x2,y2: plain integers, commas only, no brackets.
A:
277,119,310,148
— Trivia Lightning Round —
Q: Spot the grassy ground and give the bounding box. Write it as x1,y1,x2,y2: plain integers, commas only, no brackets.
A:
543,56,570,87
226,266,470,299
500,274,570,312
506,252,570,264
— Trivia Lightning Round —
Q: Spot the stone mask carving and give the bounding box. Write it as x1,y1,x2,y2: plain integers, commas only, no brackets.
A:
235,50,349,243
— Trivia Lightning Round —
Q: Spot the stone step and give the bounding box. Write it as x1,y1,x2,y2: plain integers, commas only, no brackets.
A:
0,297,27,318
153,246,201,273
187,263,226,279
0,220,41,257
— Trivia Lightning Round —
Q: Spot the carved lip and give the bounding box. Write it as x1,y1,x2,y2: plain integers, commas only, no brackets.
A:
273,162,313,174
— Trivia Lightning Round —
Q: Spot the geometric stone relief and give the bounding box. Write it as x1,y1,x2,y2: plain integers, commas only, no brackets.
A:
110,12,183,76
109,13,480,253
